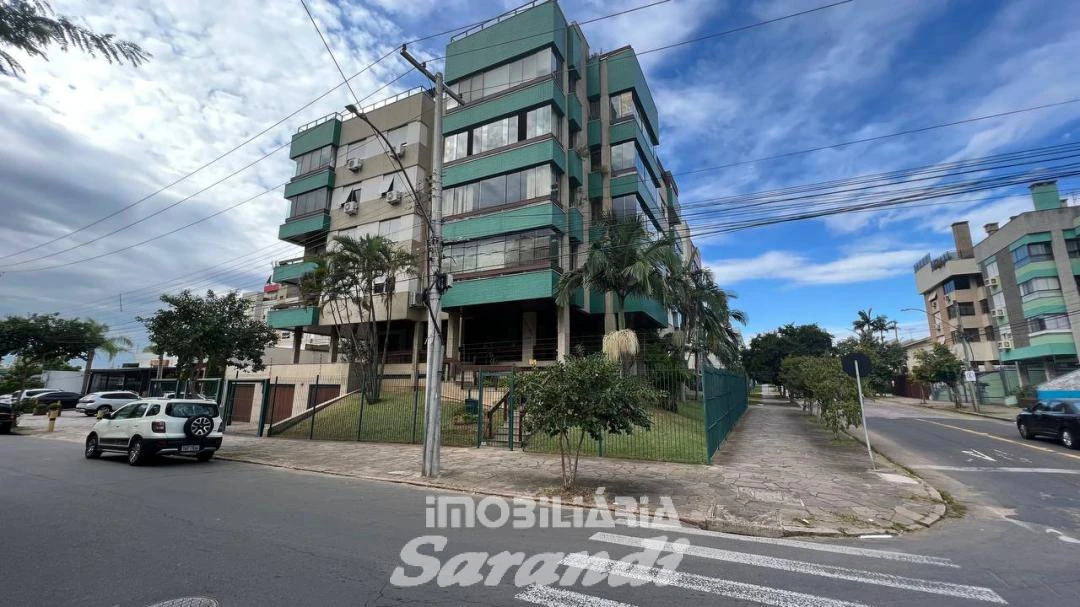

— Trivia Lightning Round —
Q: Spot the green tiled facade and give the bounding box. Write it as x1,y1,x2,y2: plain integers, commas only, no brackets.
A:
272,260,318,284
443,139,566,187
290,119,340,158
1013,260,1058,284
443,79,565,134
268,306,319,329
278,212,330,244
441,269,560,308
284,169,335,198
444,1,567,82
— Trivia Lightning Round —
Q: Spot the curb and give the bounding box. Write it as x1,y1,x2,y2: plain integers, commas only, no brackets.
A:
215,452,716,530
873,399,1014,423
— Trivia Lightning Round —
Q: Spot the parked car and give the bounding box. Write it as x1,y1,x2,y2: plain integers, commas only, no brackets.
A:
28,391,84,409
0,401,14,434
14,388,62,406
0,393,14,405
84,398,224,465
1016,400,1080,449
75,391,140,416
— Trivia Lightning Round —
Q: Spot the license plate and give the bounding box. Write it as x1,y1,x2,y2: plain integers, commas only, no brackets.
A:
181,444,200,453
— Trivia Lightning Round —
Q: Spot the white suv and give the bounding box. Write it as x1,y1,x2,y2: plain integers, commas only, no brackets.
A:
75,391,139,416
84,398,224,465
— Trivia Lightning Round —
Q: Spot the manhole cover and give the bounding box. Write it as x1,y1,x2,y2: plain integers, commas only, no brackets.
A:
147,598,218,607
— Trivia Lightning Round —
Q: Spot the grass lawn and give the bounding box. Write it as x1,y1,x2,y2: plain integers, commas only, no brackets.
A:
525,400,708,464
275,390,476,446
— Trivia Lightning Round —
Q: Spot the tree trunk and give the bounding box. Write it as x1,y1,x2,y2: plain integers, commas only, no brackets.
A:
615,295,627,332
82,349,96,394
379,294,393,401
571,429,587,487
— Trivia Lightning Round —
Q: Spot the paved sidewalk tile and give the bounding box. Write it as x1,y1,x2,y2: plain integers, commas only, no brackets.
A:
13,404,945,537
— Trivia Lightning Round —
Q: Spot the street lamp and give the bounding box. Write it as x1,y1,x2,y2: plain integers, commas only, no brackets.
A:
901,306,981,411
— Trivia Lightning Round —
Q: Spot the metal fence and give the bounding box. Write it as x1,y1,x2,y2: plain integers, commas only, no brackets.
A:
147,378,223,402
261,365,749,465
703,367,749,461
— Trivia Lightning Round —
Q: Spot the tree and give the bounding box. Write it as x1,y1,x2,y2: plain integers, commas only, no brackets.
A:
517,354,659,488
778,355,861,435
665,258,747,369
0,356,43,395
742,324,833,392
555,212,673,331
0,0,150,77
642,336,693,411
300,234,417,401
0,313,91,398
853,308,875,340
776,323,833,358
912,343,964,407
72,319,132,393
137,290,278,382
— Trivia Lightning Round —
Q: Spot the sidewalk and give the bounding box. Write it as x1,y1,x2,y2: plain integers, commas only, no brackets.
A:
17,404,945,538
870,395,1017,421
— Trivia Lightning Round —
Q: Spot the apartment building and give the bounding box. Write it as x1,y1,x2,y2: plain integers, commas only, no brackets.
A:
266,88,435,372
974,180,1080,383
264,0,693,373
438,0,690,365
913,222,998,369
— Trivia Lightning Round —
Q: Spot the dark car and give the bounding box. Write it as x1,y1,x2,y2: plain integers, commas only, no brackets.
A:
29,391,84,410
1016,400,1080,449
0,402,14,434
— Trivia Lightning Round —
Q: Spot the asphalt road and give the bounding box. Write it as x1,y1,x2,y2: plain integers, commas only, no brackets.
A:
1,429,1078,606
864,400,1080,539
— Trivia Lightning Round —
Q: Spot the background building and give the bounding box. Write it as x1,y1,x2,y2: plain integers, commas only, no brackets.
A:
975,180,1080,384
913,221,998,370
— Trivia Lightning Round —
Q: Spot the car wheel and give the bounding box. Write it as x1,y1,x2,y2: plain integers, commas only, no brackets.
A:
184,415,215,439
97,405,112,415
196,452,214,462
127,438,146,466
1063,428,1077,450
0,422,10,435
84,434,101,459
1018,422,1032,439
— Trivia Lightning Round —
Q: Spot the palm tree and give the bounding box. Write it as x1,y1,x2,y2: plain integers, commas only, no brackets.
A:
79,320,132,393
1,1,150,77
853,308,875,339
555,212,672,331
666,257,747,368
872,314,891,343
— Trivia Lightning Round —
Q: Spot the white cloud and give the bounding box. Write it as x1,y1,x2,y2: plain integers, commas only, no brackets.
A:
707,247,927,286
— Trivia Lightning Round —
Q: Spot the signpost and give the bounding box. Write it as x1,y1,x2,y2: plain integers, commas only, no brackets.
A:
841,352,876,470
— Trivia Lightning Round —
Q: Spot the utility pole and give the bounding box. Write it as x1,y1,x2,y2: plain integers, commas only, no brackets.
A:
401,45,465,477
952,300,981,412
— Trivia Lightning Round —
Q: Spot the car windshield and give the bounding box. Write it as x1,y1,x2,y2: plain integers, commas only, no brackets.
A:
1067,402,1080,415
165,402,219,418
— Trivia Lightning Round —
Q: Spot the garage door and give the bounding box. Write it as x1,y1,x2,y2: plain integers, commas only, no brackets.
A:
230,384,256,423
268,385,296,424
308,384,341,409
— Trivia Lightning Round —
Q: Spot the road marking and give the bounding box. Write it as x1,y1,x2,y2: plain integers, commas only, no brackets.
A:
616,520,957,567
589,533,1006,603
918,419,1080,461
561,554,872,607
515,584,638,607
962,449,996,462
912,466,1080,474
1045,529,1080,544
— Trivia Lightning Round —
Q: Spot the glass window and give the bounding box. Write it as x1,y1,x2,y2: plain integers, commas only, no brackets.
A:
446,229,559,274
611,141,636,173
980,299,990,314
1013,242,1053,267
166,402,220,418
294,145,334,176
1028,314,1071,333
984,260,999,280
610,91,637,121
444,131,468,162
943,276,970,294
1067,239,1080,258
588,98,601,118
378,217,401,239
147,404,160,416
288,188,329,218
992,291,1006,310
526,106,553,139
446,47,557,109
486,63,510,96
1020,276,1061,299
984,326,996,341
443,166,553,217
957,302,976,316
112,403,138,419
1066,402,1080,414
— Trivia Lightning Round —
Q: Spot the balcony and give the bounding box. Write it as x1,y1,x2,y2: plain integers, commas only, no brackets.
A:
443,78,566,134
624,294,667,326
272,257,319,284
442,269,561,308
443,201,565,242
913,255,979,294
278,211,330,244
267,306,319,329
290,115,341,159
443,138,566,188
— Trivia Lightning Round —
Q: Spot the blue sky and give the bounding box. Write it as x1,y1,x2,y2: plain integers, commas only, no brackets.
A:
2,0,1080,365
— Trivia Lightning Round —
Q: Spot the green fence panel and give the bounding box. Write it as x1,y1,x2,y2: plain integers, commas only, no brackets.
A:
703,367,749,461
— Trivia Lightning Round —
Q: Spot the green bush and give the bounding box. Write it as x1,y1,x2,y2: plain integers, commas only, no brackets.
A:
780,355,861,436
32,404,47,416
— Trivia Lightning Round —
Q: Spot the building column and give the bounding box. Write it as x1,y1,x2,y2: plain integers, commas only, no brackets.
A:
522,311,537,362
292,328,302,364
446,311,461,362
329,326,339,363
556,306,570,360
411,320,424,380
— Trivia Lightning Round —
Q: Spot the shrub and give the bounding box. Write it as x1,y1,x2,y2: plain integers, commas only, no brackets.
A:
32,404,47,416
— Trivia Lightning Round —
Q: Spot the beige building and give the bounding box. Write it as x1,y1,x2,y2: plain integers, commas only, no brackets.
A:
913,222,998,369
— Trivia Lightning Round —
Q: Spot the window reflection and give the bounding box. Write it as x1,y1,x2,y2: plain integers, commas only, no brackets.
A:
443,165,556,216
446,47,561,109
444,105,559,163
446,229,560,275
288,188,330,219
294,146,335,176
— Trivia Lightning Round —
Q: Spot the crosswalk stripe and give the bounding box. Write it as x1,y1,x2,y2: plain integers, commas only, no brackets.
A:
616,520,957,567
589,533,1006,604
561,554,871,607
516,584,638,607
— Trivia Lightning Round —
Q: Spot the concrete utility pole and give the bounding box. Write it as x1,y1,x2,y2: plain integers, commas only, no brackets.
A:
952,300,981,412
401,45,465,477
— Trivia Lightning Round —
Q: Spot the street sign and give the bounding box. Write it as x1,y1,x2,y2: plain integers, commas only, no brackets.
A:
841,352,872,379
964,370,977,383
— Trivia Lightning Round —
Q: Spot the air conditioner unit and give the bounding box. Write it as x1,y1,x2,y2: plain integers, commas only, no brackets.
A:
1000,339,1014,350
574,191,586,207
388,142,406,158
408,291,425,308
945,294,953,305
988,276,1000,288
342,200,358,215
600,163,610,175
345,157,363,172
993,308,1006,319
575,144,588,156
385,190,403,205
